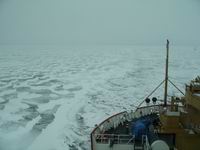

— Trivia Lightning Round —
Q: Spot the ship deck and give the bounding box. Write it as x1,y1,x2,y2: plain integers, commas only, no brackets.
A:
91,105,178,150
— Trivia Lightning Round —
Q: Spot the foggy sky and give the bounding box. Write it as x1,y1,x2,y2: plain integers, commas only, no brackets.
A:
0,0,200,45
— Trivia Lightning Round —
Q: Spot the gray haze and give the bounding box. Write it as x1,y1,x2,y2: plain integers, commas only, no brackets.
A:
0,0,200,45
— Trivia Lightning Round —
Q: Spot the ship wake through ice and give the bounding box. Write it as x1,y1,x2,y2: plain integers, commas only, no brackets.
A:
0,45,199,150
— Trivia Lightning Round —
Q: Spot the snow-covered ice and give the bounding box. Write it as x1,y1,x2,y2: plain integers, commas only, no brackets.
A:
0,45,199,150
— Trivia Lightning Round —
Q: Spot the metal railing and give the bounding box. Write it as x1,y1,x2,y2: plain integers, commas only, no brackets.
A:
142,135,151,150
95,134,135,144
94,133,152,150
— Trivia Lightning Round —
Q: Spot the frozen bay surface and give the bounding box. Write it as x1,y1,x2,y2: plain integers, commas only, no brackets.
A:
0,45,199,150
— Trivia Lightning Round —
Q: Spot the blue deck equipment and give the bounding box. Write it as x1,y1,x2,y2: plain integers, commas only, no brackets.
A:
131,115,157,141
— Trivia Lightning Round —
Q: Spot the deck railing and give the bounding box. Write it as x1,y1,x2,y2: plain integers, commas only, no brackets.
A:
95,133,151,150
142,135,151,150
95,134,135,144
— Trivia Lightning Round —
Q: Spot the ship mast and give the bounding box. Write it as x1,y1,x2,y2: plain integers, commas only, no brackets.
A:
164,40,169,106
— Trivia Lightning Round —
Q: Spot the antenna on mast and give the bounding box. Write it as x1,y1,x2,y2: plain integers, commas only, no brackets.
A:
164,39,169,106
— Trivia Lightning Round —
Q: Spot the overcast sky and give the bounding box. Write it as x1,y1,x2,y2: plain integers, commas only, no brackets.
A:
0,0,200,45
